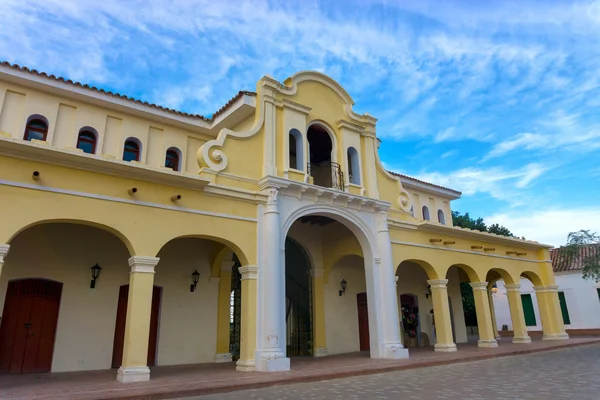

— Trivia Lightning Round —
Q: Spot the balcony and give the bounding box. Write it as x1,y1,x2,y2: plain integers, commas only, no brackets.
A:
307,161,344,191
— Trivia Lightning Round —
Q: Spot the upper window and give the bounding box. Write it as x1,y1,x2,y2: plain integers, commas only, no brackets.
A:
24,117,48,142
165,148,181,171
422,206,430,221
123,139,140,162
76,129,97,154
437,209,446,225
347,147,360,185
289,129,303,171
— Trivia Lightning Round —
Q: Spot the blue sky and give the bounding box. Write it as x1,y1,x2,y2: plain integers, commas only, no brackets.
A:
1,0,599,246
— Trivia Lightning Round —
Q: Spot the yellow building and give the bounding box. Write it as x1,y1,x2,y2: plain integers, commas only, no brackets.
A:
0,63,568,382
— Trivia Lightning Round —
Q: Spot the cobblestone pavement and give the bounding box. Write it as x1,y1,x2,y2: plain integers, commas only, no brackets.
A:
188,344,600,400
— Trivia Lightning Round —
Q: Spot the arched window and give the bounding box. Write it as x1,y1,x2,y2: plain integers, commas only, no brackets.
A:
76,128,97,154
422,206,430,221
347,147,360,185
289,129,303,171
23,117,48,141
165,147,181,171
437,209,446,225
123,139,140,162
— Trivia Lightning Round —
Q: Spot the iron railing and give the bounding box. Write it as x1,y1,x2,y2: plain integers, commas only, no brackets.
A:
307,161,344,191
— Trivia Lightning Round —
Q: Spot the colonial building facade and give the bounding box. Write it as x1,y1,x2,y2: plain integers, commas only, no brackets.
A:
0,63,568,382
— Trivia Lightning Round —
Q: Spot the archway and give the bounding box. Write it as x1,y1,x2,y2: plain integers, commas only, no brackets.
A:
1,222,132,373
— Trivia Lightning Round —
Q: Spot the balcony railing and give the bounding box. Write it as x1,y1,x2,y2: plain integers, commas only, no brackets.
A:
307,161,344,191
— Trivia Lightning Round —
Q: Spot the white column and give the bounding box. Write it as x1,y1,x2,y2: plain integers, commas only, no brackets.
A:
0,244,10,280
375,210,409,359
255,188,290,372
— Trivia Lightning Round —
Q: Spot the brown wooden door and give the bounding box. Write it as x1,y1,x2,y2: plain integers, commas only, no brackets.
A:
0,279,62,374
356,292,370,351
111,285,161,368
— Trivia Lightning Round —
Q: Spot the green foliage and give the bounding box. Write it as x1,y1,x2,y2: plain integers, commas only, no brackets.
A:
561,230,600,282
451,211,519,238
460,282,477,326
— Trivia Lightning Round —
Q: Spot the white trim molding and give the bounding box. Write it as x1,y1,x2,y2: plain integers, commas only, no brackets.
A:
128,256,160,274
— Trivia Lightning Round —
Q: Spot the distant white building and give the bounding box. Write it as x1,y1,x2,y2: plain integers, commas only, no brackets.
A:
494,245,600,335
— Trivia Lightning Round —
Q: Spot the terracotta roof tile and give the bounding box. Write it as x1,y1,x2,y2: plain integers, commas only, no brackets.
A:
0,62,256,121
388,170,462,195
551,244,600,272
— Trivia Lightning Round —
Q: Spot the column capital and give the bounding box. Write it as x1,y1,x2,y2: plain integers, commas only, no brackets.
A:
0,244,10,262
534,285,559,293
470,282,489,291
504,283,521,291
427,279,449,289
239,265,258,280
128,256,160,274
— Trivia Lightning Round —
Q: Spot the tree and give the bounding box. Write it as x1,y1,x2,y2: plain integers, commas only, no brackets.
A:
560,230,600,282
451,211,518,238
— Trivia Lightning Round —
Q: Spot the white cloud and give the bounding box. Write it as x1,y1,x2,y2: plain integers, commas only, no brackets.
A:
486,208,600,247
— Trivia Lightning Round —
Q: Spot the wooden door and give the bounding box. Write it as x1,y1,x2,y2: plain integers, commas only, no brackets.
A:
111,285,161,368
356,292,370,351
0,279,62,374
521,294,537,327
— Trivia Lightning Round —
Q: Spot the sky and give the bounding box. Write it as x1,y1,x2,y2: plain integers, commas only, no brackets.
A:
1,0,599,246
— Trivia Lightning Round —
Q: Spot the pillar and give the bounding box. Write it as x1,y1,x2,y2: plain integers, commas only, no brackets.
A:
236,265,258,371
215,261,235,363
428,279,457,352
117,256,160,382
504,284,531,343
470,282,498,348
312,269,328,357
255,188,289,371
488,291,501,340
534,285,569,340
375,210,408,359
0,244,9,280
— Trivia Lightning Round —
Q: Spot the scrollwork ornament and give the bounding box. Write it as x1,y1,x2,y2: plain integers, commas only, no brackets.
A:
266,188,279,206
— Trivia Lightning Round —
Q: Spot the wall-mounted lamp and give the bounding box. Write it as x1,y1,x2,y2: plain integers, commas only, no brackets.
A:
90,263,102,289
491,283,498,294
425,284,432,299
339,278,347,296
32,171,40,181
128,188,138,195
190,269,200,292
171,194,182,202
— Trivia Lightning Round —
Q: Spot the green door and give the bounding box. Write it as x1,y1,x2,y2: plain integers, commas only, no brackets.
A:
521,294,537,326
558,292,571,325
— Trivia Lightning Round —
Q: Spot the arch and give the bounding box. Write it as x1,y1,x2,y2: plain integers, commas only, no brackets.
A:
154,234,250,266
437,209,445,225
123,137,141,162
76,127,98,154
347,146,360,185
288,129,304,171
445,263,483,283
165,147,182,171
23,115,49,141
210,245,235,278
7,218,136,256
521,270,544,287
396,259,439,280
307,120,338,163
422,206,430,221
486,268,516,286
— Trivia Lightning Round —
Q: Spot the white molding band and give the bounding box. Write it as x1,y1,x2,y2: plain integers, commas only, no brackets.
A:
0,244,10,262
0,179,257,223
470,282,489,291
504,284,522,292
128,256,160,274
116,366,150,383
239,265,258,280
391,239,548,263
534,285,559,293
427,279,449,289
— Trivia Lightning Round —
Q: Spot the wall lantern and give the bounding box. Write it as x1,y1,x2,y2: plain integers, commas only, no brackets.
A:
90,264,102,289
425,284,432,299
491,283,499,294
190,269,200,292
339,279,347,296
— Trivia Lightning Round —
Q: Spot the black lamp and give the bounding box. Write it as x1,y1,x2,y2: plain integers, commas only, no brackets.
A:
90,264,102,289
339,279,347,296
190,269,200,292
425,284,432,299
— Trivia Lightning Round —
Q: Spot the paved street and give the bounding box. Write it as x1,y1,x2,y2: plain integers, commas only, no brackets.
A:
189,344,600,400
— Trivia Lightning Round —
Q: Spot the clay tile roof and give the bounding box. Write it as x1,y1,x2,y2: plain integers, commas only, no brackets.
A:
387,170,462,195
0,62,256,121
551,244,600,272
